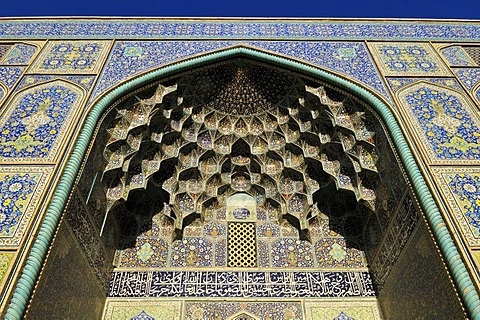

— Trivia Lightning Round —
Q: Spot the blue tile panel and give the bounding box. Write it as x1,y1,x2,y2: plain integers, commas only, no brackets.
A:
14,75,96,93
454,68,480,90
398,83,480,161
91,41,391,104
0,66,25,90
386,78,463,94
0,81,84,161
0,43,37,65
1,20,480,41
108,270,375,298
440,46,477,66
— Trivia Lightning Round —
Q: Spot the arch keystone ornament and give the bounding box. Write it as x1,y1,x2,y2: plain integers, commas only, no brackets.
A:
4,46,479,320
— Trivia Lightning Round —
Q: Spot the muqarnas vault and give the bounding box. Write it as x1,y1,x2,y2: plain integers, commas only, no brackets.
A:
0,18,480,320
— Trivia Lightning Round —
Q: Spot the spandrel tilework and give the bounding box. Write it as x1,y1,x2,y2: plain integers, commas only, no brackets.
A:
369,42,451,76
0,81,84,162
439,45,477,66
397,83,480,163
0,66,25,91
29,40,111,74
386,78,463,94
0,43,37,65
0,166,51,246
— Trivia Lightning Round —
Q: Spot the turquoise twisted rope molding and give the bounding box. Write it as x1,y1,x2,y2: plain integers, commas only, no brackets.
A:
5,46,480,319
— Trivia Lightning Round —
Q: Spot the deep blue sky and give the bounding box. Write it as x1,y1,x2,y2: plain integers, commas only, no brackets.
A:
1,0,479,19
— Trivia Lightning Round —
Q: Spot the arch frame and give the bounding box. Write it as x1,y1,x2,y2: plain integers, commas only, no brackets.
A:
5,46,480,319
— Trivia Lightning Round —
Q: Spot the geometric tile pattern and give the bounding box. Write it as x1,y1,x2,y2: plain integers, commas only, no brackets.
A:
1,20,480,41
0,81,84,162
397,83,480,164
305,300,382,320
433,167,480,246
369,42,451,76
102,300,181,320
0,166,51,247
0,43,37,65
454,68,480,90
439,45,477,66
29,40,111,74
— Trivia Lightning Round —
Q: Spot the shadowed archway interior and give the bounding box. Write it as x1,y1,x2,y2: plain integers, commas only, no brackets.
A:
26,56,465,319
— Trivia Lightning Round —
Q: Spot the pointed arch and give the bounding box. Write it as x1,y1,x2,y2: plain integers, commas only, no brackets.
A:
5,46,480,319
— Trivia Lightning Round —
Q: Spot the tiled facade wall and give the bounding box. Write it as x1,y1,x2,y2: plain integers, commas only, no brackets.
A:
0,19,478,319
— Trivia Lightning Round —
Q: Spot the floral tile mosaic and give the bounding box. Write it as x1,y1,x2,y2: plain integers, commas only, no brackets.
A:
0,66,25,90
248,41,392,104
1,19,480,41
0,166,52,247
185,301,302,320
0,43,38,65
396,82,480,164
90,41,234,101
304,300,382,320
0,80,85,162
0,251,15,289
438,45,477,66
117,237,169,268
315,238,367,268
90,41,392,105
29,40,111,74
102,300,181,320
14,75,96,93
368,42,451,77
454,68,480,90
386,78,463,94
433,167,480,246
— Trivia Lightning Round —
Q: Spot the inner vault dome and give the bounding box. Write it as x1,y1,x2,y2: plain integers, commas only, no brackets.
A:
103,59,381,244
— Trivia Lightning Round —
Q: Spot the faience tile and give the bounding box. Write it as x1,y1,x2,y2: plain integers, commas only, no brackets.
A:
0,66,25,90
90,41,392,106
29,40,111,74
14,75,96,93
103,300,181,320
1,20,480,41
369,42,451,76
397,82,480,163
0,43,37,65
0,81,85,162
271,238,314,268
0,251,15,289
433,167,480,246
184,301,302,320
305,300,382,320
454,68,480,90
386,77,462,94
117,237,169,268
90,41,234,101
438,45,477,66
0,166,52,246
249,41,393,104
108,270,376,298
170,237,213,267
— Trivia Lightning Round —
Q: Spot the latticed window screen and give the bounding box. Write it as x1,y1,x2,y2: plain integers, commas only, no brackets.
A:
227,222,257,267
463,46,480,65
